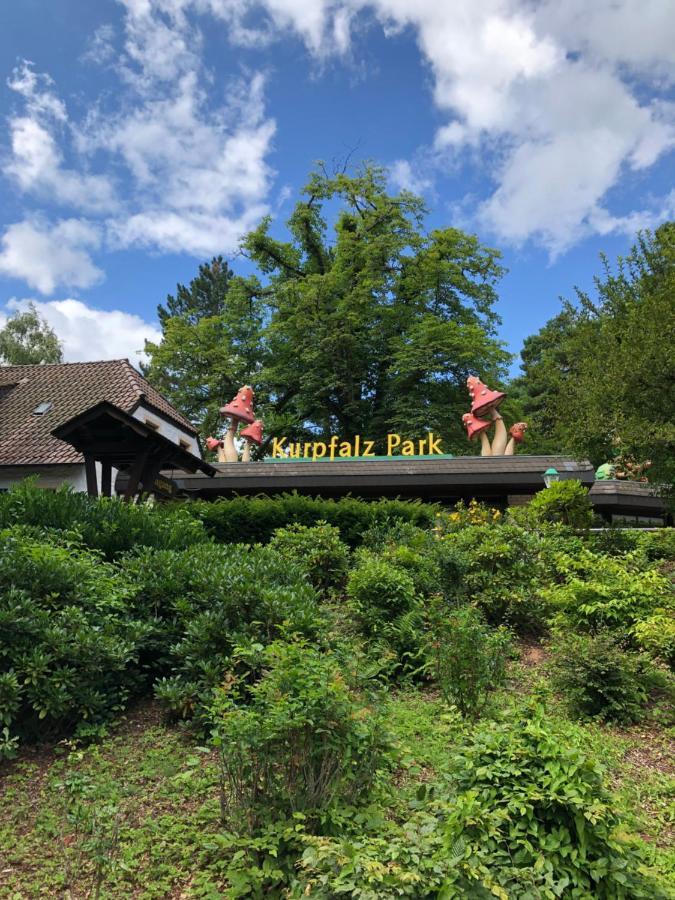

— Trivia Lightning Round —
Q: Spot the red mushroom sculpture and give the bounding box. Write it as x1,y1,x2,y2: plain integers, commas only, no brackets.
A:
462,412,492,457
219,385,256,463
467,375,505,418
205,435,226,463
240,419,263,462
505,422,528,456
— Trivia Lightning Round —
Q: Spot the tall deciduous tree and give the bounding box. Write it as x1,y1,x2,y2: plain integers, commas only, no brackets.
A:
143,259,265,438
0,303,63,365
144,165,510,452
514,223,675,487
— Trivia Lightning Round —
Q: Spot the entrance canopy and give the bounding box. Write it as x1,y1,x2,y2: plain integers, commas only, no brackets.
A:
52,401,216,499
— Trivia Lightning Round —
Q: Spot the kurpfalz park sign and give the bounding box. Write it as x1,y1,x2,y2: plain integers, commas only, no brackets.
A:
269,433,446,461
155,378,666,525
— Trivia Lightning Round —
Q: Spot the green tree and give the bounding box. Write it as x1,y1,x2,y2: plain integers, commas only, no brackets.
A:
143,258,265,438
144,165,510,451
0,303,63,365
246,164,510,451
514,223,675,487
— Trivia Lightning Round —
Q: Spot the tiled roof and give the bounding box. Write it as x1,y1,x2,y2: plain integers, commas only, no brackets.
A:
0,359,197,466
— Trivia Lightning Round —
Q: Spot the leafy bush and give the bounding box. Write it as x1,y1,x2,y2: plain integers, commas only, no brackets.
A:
543,549,672,638
550,632,659,723
426,602,510,718
269,521,350,593
0,480,209,559
187,492,435,548
633,612,675,668
122,544,325,721
347,555,418,631
0,528,147,752
443,523,554,634
636,528,675,562
296,714,658,898
529,479,594,529
586,527,642,556
210,641,390,831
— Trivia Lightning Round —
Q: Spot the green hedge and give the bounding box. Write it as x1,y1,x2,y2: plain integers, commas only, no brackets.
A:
184,492,436,547
0,480,209,559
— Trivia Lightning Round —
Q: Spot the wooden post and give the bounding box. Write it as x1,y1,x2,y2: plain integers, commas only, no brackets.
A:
123,448,150,502
84,454,98,497
101,461,112,497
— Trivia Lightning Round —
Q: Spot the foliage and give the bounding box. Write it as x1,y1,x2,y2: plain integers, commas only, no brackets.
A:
143,165,510,450
443,522,555,634
296,713,660,898
210,641,391,831
529,480,594,529
269,521,350,594
513,223,675,488
543,549,673,639
550,632,662,723
0,528,147,752
633,612,675,669
426,602,510,717
188,491,435,547
143,257,265,438
127,543,325,721
0,479,209,559
0,301,62,364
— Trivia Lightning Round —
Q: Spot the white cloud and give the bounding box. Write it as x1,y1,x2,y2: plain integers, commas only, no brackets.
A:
389,159,431,195
208,0,675,252
3,298,161,364
5,61,117,214
0,219,103,295
2,0,674,280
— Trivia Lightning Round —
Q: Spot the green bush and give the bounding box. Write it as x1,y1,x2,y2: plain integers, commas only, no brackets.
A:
0,480,209,559
636,528,675,562
529,479,594,529
269,521,350,593
0,528,147,752
296,714,658,898
444,523,554,634
633,612,675,668
347,555,418,630
210,641,390,831
426,602,510,718
550,632,659,723
187,492,436,548
123,544,325,721
543,549,672,638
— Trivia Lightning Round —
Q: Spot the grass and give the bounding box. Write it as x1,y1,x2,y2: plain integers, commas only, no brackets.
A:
1,648,673,898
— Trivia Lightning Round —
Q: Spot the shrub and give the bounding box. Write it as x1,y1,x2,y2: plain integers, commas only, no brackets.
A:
0,528,147,751
543,549,672,638
187,492,436,547
297,714,658,898
426,602,510,718
0,479,209,559
633,612,675,668
529,479,594,529
346,556,418,632
210,641,390,831
444,523,554,634
123,544,325,720
637,528,675,562
269,521,350,594
550,632,658,723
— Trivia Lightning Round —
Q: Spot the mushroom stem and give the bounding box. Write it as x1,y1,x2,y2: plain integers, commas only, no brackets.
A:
504,437,516,456
479,431,492,457
242,441,252,463
216,442,227,463
490,411,508,455
223,420,239,463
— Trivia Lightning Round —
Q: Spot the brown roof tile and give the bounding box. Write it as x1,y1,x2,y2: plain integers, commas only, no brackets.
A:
0,359,197,466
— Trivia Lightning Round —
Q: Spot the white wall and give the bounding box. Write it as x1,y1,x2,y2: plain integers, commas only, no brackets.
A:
0,462,117,495
132,404,201,457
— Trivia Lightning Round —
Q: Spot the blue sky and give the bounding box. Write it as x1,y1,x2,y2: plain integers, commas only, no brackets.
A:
1,0,673,372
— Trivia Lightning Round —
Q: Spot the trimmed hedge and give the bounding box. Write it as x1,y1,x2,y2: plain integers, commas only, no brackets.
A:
184,492,437,547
